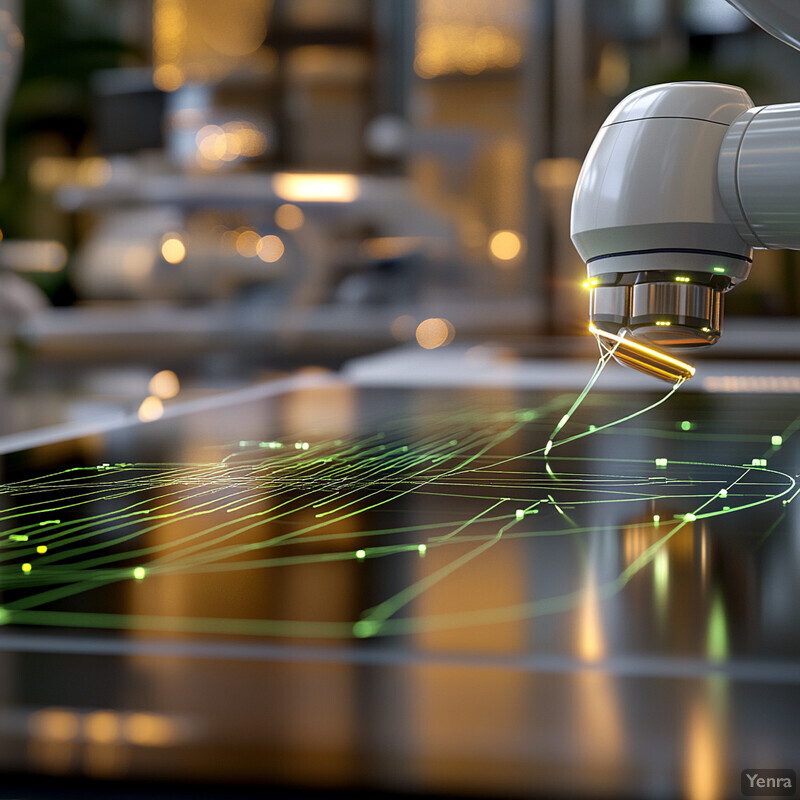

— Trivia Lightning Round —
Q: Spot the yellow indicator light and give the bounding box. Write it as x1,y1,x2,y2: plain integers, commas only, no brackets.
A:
36,545,47,554
21,563,32,573
655,321,672,326
133,567,146,580
589,324,695,383
675,276,691,283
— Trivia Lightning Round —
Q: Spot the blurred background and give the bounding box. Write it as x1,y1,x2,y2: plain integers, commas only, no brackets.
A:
0,0,797,428
2,3,800,799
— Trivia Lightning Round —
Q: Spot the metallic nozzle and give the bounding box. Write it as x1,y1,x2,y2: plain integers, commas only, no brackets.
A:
588,272,728,349
628,282,723,347
589,323,696,384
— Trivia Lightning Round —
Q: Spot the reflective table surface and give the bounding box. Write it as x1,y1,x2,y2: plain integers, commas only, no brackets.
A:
0,373,798,799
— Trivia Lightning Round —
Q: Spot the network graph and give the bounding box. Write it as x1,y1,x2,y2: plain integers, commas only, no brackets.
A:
0,380,796,641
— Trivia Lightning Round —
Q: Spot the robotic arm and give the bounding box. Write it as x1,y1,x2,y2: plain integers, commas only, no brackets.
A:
570,0,800,376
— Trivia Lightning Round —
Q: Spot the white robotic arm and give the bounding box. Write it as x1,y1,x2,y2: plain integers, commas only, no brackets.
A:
570,0,800,361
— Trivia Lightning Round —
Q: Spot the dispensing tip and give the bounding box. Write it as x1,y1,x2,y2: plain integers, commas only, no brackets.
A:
589,324,696,384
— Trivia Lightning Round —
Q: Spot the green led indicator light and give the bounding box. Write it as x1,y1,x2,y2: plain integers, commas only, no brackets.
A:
515,509,525,520
713,266,726,273
684,513,697,522
418,544,427,556
133,567,146,580
771,435,783,446
355,549,366,560
719,489,728,499
8,534,28,542
588,425,596,432
655,458,668,468
653,514,660,524
680,421,692,431
39,520,60,526
751,458,767,467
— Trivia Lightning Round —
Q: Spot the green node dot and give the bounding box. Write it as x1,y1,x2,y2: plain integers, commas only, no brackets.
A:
353,619,380,638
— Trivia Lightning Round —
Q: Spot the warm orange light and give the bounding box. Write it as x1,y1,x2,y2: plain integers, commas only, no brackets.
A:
160,234,186,264
29,709,80,741
148,370,180,399
416,318,455,349
153,63,184,92
274,203,305,231
30,156,111,190
84,711,120,744
152,0,187,90
489,229,523,261
415,11,523,79
124,713,177,747
223,121,267,157
272,173,359,203
138,396,164,423
256,235,284,263
235,229,261,258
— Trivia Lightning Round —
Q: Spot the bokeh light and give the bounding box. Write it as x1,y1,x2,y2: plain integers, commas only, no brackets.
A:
416,318,455,349
160,234,186,264
138,396,164,423
257,235,284,263
148,370,180,399
235,229,262,258
275,203,305,231
489,229,523,262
